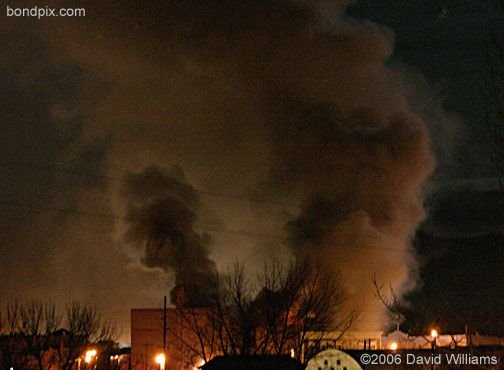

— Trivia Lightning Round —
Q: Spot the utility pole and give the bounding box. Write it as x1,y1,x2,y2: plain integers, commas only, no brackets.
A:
163,296,167,354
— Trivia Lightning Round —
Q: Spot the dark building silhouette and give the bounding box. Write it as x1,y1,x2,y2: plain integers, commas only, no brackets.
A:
201,355,305,370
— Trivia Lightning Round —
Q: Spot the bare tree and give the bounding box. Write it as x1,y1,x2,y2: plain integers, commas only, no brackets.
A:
167,263,248,367
43,302,62,335
20,300,43,336
172,258,359,365
372,274,406,328
260,260,359,363
0,301,20,369
58,301,117,370
0,300,117,370
6,300,21,334
0,300,62,370
20,300,63,370
373,274,441,336
167,306,221,367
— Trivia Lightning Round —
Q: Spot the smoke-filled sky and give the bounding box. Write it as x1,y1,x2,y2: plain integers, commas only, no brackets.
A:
1,0,503,344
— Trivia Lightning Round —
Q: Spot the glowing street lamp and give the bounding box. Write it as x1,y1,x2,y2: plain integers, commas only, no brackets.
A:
429,329,439,370
155,353,166,370
430,328,439,350
390,342,398,351
85,349,97,364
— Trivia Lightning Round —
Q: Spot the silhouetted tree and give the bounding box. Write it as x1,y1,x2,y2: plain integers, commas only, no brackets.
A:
171,259,359,366
58,301,117,370
0,300,117,370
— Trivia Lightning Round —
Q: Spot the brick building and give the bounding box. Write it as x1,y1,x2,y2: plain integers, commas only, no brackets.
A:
131,308,214,370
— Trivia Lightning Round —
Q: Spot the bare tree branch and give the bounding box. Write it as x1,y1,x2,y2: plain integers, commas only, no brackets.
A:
174,258,358,365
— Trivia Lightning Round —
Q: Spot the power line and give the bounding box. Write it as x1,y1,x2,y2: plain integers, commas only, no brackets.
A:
1,199,502,267
0,200,415,254
1,160,301,209
5,160,500,225
4,197,501,266
0,161,448,225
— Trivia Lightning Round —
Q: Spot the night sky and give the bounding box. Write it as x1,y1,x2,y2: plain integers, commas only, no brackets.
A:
348,0,504,335
1,0,503,344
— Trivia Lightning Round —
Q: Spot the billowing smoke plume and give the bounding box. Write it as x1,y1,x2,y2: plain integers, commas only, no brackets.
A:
0,0,448,340
58,0,436,328
120,165,217,307
269,106,434,328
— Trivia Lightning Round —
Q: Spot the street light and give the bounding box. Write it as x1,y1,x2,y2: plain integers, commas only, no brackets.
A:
430,329,439,349
429,329,439,370
390,342,398,351
85,349,97,364
155,353,166,370
83,349,97,370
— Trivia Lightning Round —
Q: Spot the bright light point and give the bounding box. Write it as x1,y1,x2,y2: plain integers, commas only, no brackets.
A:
155,353,165,364
194,358,205,369
390,342,398,351
431,329,438,338
155,353,166,370
84,349,97,363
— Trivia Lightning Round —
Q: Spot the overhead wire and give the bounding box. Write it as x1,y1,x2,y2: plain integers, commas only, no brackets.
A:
3,160,496,225
1,160,301,209
1,160,502,256
0,199,414,254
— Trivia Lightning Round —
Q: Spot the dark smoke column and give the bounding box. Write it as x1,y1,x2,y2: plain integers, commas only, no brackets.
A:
121,165,217,307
